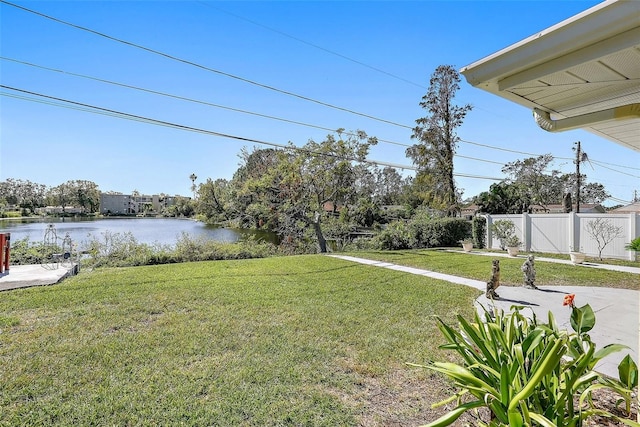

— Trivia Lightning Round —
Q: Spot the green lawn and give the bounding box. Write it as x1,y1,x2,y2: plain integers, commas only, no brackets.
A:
0,255,479,426
347,249,639,290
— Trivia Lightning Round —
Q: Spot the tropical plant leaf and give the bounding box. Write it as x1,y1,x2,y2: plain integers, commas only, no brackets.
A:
618,353,638,388
420,400,485,427
570,304,596,334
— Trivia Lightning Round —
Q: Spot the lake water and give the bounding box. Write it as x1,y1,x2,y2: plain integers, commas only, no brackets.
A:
0,218,277,248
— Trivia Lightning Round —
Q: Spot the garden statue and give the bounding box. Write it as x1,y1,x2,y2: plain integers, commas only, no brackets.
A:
485,259,501,299
521,255,537,289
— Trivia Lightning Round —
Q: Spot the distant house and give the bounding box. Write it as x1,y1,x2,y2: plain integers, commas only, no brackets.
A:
36,206,85,215
460,204,480,218
609,202,640,214
322,201,342,215
529,204,605,214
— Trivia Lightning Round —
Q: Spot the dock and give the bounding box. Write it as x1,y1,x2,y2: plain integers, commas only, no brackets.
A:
0,264,78,291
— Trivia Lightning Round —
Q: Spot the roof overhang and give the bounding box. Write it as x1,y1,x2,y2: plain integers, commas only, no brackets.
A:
460,0,640,152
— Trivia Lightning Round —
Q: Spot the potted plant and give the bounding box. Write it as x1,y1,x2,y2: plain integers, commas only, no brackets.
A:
569,246,586,264
460,238,473,252
505,235,522,257
490,220,521,254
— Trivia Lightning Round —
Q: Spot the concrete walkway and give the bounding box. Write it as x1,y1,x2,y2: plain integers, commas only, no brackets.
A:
452,249,640,274
329,254,639,379
0,263,78,291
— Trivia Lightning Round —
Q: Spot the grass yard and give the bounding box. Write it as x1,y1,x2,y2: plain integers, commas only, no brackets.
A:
0,255,479,426
348,250,639,290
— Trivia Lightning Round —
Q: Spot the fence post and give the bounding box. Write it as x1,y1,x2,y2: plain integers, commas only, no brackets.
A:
522,212,531,252
570,212,580,253
629,212,638,261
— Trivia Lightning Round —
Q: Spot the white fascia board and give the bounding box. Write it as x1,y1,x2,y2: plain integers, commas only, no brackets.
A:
460,0,640,90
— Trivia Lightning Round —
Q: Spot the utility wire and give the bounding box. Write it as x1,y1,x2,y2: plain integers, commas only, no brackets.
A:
5,2,636,174
0,0,412,130
0,57,412,147
197,1,426,89
1,84,505,181
1,57,511,168
5,1,638,176
589,160,640,179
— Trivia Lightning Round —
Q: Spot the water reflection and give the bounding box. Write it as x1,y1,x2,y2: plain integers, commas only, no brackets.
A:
0,218,278,248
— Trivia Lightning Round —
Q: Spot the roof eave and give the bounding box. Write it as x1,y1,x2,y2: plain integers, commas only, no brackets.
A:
459,0,639,90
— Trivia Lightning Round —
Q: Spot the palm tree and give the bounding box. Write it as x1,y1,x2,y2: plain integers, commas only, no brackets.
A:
189,174,197,199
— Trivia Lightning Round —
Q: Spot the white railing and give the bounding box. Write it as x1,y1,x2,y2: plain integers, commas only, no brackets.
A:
485,212,639,261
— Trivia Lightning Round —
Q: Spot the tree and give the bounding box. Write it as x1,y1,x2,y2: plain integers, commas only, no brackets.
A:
230,148,282,228
196,178,230,222
407,65,472,214
246,130,377,253
189,173,198,200
560,174,609,205
585,218,623,260
71,180,100,213
374,166,407,205
165,196,195,217
474,182,528,214
48,182,73,213
0,178,47,214
502,154,563,211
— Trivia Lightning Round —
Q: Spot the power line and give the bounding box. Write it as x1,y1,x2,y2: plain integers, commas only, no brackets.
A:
1,57,513,169
5,0,638,179
1,0,412,130
6,2,637,175
589,160,640,178
1,84,506,182
1,56,412,147
197,1,426,89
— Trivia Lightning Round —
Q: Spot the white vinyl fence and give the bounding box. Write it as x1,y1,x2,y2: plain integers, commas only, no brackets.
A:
486,213,639,261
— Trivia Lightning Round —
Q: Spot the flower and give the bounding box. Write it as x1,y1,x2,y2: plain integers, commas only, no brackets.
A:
563,294,576,308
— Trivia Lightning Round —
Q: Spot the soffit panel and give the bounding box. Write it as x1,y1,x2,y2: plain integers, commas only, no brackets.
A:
460,1,640,152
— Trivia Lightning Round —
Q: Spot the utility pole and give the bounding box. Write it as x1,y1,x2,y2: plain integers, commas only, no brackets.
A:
573,141,587,213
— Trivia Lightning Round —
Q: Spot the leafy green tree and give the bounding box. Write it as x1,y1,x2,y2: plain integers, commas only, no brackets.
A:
196,178,230,222
560,174,610,205
71,180,100,213
502,154,563,211
374,166,408,205
48,182,73,213
0,178,47,214
166,196,196,218
47,180,100,213
407,65,472,214
250,130,377,253
230,148,282,228
474,182,528,214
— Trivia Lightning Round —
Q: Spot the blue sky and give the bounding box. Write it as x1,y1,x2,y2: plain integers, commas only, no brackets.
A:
1,0,638,206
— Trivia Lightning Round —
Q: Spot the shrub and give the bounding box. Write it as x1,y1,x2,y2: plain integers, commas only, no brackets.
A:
85,231,155,267
372,217,471,250
410,296,638,426
373,221,412,250
7,237,62,265
472,216,486,249
625,236,640,252
82,231,278,268
491,219,521,250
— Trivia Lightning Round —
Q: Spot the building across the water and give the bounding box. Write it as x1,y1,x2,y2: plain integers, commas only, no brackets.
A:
99,192,186,215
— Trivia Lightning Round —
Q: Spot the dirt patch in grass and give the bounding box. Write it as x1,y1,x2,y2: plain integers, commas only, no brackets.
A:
328,358,637,426
325,359,490,426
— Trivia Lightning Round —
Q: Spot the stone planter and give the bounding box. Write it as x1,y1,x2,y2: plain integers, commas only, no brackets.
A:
506,246,520,257
461,241,473,252
570,251,586,264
